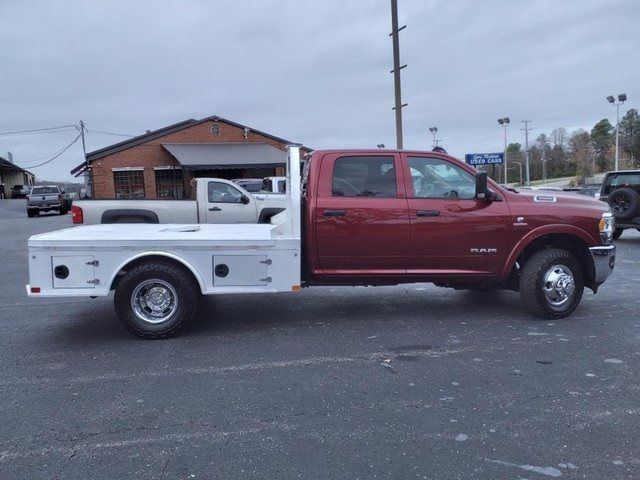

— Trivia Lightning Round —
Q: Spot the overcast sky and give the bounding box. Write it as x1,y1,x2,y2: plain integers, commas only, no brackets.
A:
1,0,639,181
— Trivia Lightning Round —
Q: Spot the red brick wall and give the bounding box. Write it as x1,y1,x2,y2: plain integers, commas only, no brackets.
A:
90,120,289,199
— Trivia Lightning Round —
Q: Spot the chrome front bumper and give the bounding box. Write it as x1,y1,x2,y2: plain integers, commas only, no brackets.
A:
589,244,616,285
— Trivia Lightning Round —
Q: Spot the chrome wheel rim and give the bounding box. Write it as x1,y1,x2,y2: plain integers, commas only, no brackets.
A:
131,279,178,324
543,265,575,307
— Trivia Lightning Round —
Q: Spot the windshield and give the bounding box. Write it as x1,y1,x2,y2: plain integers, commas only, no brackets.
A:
30,187,58,194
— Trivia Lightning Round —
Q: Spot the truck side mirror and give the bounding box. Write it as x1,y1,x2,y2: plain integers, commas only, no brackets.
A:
475,171,488,199
240,194,250,205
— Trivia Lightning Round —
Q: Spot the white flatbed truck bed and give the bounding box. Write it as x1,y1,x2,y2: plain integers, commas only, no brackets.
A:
27,147,303,338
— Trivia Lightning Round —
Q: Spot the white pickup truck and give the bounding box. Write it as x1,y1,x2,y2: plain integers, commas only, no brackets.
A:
71,177,285,225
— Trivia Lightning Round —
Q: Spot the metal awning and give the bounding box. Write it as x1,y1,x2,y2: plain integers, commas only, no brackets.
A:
0,157,34,175
162,143,286,170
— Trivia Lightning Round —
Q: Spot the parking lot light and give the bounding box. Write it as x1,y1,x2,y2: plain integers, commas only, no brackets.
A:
607,93,627,170
498,117,510,183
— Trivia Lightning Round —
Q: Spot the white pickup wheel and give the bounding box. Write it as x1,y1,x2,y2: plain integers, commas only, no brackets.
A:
519,248,584,319
114,260,199,339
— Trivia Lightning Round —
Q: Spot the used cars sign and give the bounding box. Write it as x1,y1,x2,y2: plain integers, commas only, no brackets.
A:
465,152,504,166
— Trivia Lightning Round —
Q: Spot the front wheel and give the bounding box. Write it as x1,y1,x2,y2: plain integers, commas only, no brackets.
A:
519,248,584,319
114,261,199,339
613,228,624,240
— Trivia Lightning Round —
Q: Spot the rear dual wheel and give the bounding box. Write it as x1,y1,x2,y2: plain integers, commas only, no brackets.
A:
520,248,584,319
114,261,199,339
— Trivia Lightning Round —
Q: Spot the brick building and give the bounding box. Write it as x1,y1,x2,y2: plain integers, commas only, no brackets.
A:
71,116,309,199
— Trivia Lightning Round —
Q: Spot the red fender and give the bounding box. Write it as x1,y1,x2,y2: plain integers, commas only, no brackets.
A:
500,224,597,280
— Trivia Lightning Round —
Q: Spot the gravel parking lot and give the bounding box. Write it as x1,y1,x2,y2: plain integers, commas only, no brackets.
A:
1,199,639,479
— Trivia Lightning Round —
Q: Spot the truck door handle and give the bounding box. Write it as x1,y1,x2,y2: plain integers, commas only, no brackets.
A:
416,210,440,217
209,207,222,211
323,209,346,217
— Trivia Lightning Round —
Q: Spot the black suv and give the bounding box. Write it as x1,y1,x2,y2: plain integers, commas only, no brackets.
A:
599,170,640,239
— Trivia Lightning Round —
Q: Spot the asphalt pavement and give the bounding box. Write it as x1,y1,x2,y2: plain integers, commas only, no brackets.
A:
0,199,639,479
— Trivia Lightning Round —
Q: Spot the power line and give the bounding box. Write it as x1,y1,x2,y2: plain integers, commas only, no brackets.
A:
439,107,638,144
20,134,82,169
528,110,636,123
22,136,83,163
86,127,135,138
442,128,498,141
0,124,77,136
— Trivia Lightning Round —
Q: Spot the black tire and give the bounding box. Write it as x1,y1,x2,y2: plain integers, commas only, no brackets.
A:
613,228,624,240
608,187,640,221
27,209,34,218
114,261,199,339
520,248,584,319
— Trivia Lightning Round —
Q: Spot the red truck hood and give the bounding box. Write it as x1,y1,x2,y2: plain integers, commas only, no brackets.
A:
513,190,609,212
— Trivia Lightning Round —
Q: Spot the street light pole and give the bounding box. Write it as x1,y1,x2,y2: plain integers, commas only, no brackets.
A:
511,161,523,186
498,117,510,184
521,120,531,185
429,127,438,148
607,93,627,170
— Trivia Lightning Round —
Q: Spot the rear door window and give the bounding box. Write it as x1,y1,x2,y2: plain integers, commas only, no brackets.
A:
332,156,397,197
31,187,59,195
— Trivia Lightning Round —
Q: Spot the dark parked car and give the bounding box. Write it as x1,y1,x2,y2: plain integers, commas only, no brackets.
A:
598,170,640,239
11,184,30,198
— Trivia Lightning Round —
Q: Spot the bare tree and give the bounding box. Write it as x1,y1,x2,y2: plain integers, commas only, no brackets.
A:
569,129,592,182
550,127,568,149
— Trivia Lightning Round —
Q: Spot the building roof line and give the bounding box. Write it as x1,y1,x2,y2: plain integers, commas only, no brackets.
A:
71,119,198,174
71,115,310,176
0,156,35,176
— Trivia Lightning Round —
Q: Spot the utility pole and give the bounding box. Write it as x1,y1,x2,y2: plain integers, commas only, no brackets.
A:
390,0,407,149
79,120,87,158
521,120,531,185
79,120,90,195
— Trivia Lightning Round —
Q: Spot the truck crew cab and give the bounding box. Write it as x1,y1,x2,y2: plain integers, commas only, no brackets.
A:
27,146,616,338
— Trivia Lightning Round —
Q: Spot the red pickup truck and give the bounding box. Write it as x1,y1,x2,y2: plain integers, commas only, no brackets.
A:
27,147,616,338
302,150,615,318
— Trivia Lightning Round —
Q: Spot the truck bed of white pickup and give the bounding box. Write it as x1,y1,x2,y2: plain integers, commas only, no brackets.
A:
73,178,286,225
